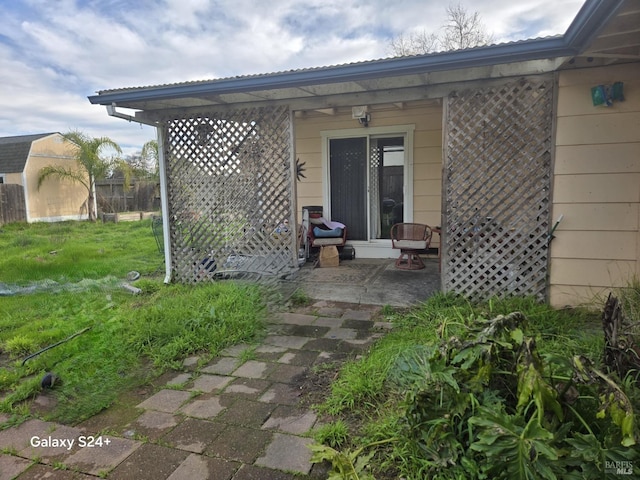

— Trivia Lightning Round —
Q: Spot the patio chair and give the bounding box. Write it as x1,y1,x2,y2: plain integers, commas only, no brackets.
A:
391,223,432,270
305,208,347,250
308,223,347,249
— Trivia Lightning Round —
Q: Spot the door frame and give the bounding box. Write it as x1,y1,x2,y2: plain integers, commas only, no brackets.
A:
321,124,415,256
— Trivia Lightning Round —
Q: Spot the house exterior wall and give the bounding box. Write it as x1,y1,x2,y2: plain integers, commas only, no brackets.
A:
550,63,640,306
23,134,87,222
294,100,443,251
3,173,22,184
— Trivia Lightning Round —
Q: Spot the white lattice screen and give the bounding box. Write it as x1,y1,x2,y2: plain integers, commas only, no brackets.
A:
443,77,554,301
160,105,296,282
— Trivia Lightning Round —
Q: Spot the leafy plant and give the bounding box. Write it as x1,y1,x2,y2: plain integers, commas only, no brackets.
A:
320,296,639,479
313,420,350,448
310,438,395,480
290,288,311,307
470,410,559,479
392,312,639,479
3,335,39,357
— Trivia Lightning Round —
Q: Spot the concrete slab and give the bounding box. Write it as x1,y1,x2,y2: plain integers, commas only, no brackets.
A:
166,372,191,386
374,321,394,330
313,316,344,327
274,312,317,325
232,360,274,379
201,356,238,375
0,453,31,479
255,433,314,475
107,443,189,480
182,356,201,369
0,419,55,453
161,418,226,453
287,258,440,307
261,405,317,435
303,337,344,352
267,364,307,384
180,396,226,420
129,411,179,440
10,463,94,479
220,343,252,357
189,374,233,393
17,424,84,462
280,324,331,338
216,399,275,428
63,436,141,476
167,453,239,480
315,307,344,317
324,327,358,340
341,309,375,321
205,426,273,463
232,464,298,480
264,335,312,349
223,378,271,397
259,383,302,405
342,318,375,330
255,345,289,354
136,389,192,413
277,350,320,366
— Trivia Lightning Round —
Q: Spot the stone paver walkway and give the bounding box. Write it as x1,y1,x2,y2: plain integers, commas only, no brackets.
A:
0,301,385,479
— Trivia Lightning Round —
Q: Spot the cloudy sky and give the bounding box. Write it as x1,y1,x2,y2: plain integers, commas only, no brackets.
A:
1,0,585,155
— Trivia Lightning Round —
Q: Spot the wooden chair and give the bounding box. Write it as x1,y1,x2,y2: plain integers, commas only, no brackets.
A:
390,223,432,270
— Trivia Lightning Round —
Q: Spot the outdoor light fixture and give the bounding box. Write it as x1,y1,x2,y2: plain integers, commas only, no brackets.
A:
352,106,370,127
591,82,624,107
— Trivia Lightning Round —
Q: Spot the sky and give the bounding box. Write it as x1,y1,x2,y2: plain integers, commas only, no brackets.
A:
0,0,585,156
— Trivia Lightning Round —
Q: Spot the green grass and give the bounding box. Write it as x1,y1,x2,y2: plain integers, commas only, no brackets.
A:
0,220,266,424
312,420,350,448
324,294,604,416
0,220,161,284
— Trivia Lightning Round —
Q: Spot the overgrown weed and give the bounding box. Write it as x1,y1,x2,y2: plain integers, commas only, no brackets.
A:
316,293,637,479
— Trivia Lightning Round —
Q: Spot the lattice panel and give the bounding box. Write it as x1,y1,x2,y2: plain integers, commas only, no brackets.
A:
443,77,554,301
161,105,295,282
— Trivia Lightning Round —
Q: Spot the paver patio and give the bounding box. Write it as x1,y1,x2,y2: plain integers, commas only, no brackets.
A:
0,300,382,479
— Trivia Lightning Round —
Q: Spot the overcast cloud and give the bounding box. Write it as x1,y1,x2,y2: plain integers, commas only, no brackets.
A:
0,0,584,155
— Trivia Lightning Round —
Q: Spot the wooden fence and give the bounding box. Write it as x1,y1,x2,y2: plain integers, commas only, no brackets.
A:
95,179,160,213
0,184,27,225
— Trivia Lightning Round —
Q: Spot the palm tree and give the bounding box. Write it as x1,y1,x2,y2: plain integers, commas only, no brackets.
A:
140,139,159,179
38,130,123,221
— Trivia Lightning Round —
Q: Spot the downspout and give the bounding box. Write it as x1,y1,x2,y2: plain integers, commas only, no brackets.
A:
156,127,172,284
106,103,172,284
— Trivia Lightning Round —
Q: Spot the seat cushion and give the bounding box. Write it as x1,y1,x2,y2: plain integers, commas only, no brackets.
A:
313,226,343,238
313,237,345,246
394,240,427,249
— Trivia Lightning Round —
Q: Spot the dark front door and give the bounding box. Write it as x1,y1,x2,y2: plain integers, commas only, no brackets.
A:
329,137,367,240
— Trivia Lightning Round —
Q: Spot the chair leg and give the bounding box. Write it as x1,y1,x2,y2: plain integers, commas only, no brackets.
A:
395,250,425,270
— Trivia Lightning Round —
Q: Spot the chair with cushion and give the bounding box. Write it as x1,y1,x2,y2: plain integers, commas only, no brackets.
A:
308,220,347,249
391,223,432,270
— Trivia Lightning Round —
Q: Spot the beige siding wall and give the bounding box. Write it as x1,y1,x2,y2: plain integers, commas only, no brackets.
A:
551,63,640,306
294,100,443,244
3,173,23,185
24,134,87,222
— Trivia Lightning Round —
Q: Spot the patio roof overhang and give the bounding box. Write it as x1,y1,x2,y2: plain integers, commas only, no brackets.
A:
88,0,638,122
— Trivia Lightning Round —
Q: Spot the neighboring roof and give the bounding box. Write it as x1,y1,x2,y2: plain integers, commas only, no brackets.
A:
0,133,56,174
88,0,635,117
